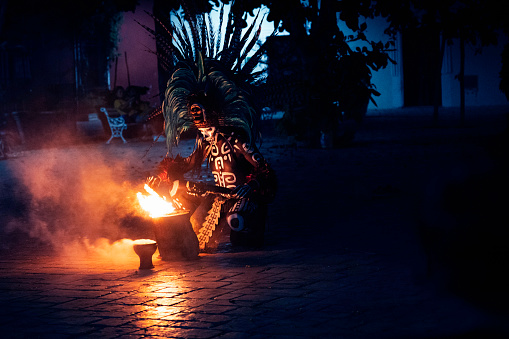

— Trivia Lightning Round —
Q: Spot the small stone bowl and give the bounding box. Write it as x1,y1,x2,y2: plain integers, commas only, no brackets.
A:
133,239,157,269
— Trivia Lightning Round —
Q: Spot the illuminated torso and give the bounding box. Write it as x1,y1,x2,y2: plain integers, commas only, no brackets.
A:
206,134,251,189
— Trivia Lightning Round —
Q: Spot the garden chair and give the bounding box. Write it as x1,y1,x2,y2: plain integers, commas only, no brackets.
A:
100,107,127,144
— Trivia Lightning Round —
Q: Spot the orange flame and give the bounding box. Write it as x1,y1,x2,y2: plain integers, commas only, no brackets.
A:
137,184,175,218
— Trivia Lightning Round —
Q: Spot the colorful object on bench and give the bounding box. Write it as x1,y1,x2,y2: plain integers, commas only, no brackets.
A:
100,107,127,144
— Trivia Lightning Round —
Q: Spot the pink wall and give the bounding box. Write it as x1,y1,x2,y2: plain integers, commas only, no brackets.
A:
111,0,160,106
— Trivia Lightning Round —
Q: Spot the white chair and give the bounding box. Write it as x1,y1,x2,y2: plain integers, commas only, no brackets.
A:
100,107,127,144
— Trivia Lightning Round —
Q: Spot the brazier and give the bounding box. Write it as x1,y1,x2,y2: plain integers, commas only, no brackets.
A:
151,211,199,260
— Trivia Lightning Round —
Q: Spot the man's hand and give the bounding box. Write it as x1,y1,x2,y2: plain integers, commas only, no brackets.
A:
146,176,161,189
231,183,253,199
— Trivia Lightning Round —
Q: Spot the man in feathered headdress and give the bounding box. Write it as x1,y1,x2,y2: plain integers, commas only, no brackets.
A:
145,2,277,252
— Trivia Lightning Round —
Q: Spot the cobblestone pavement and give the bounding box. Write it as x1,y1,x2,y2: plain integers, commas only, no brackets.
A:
1,107,508,338
0,244,500,339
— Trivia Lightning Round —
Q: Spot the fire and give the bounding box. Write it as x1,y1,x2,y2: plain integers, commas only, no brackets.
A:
137,184,175,218
133,239,157,245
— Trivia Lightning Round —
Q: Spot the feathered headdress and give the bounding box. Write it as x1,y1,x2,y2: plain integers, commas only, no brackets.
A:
139,0,275,151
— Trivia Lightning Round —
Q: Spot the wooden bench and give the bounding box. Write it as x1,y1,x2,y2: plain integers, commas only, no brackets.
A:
100,107,127,144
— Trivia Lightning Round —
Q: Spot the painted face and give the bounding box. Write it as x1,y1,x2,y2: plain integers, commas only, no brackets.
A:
198,127,216,142
190,103,205,124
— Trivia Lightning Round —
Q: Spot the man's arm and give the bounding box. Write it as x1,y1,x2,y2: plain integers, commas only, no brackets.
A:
149,138,208,186
231,137,277,202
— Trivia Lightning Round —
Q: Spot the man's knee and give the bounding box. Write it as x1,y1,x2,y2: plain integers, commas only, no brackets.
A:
229,209,267,247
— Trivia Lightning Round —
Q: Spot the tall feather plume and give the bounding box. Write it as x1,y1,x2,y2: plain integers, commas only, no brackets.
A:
222,9,244,68
198,13,207,55
136,16,185,62
234,10,262,71
146,0,271,151
237,13,264,70
241,27,277,79
155,14,189,62
221,4,235,58
180,0,201,60
174,14,194,60
206,13,214,57
196,13,204,53
214,3,224,58
163,67,197,148
142,41,172,73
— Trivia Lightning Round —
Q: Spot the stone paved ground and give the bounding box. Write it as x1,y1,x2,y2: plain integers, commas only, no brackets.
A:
1,106,508,338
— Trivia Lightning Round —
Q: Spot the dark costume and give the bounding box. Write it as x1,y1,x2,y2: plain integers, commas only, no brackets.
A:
144,2,277,251
158,130,276,251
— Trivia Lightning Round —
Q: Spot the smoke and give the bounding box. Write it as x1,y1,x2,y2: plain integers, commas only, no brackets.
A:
60,238,139,265
2,146,156,257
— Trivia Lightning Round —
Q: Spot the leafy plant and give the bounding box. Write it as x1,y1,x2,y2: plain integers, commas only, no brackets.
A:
257,0,395,145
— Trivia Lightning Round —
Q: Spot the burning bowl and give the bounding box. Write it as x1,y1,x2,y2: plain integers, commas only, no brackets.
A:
136,184,198,261
133,239,157,269
151,211,199,261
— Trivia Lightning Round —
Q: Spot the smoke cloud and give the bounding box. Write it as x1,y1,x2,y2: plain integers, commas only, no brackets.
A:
1,145,157,259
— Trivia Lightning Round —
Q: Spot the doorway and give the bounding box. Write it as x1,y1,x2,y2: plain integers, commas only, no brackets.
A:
402,28,442,106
